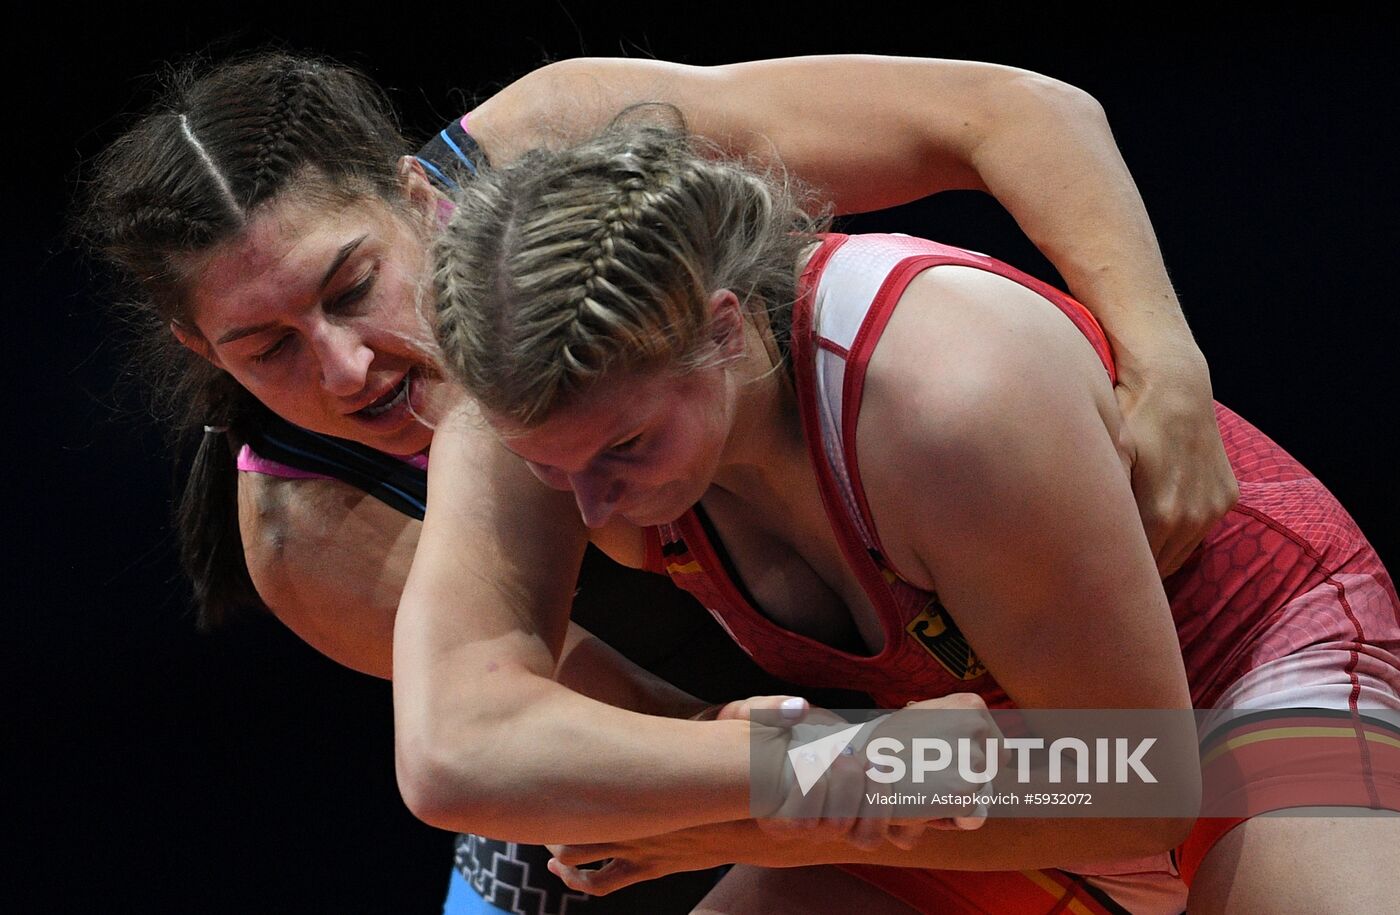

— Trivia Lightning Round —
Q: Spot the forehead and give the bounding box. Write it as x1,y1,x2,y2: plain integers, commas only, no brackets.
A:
183,192,390,330
492,370,683,462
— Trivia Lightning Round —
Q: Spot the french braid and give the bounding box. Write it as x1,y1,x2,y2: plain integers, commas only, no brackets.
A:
79,51,412,626
433,126,826,426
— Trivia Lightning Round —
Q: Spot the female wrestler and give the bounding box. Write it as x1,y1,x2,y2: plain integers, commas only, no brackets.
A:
86,52,1241,912
85,52,1234,654
406,126,1400,914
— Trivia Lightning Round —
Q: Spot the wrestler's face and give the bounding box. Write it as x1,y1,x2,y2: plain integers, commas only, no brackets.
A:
490,366,737,529
177,182,447,456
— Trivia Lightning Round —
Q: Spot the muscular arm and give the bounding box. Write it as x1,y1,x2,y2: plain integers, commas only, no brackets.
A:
859,267,1198,859
548,268,1206,892
552,814,1174,889
471,55,1236,570
393,407,756,843
475,56,1181,359
237,471,707,718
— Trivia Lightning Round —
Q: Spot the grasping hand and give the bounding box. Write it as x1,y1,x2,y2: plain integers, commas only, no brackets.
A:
1115,346,1238,576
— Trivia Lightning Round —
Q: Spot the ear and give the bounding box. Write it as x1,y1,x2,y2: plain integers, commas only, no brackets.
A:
397,155,439,223
707,289,746,360
170,320,224,369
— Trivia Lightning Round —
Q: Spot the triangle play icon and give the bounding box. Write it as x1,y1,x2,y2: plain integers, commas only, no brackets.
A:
786,722,866,796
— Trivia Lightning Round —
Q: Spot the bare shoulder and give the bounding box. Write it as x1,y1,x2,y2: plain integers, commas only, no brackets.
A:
237,472,417,679
867,265,1115,417
854,264,1127,582
846,264,1184,711
237,471,417,594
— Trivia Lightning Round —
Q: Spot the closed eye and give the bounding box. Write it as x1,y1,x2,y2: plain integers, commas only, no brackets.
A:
608,433,643,454
251,333,293,364
328,269,377,313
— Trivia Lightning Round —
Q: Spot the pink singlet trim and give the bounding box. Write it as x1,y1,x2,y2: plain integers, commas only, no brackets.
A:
236,443,427,480
236,444,327,480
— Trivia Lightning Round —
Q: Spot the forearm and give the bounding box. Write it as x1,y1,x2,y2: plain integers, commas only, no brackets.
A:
646,815,1191,873
963,73,1198,376
556,622,710,719
392,409,754,844
393,572,750,844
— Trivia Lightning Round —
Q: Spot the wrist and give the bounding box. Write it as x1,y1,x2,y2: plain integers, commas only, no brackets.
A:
1112,330,1211,396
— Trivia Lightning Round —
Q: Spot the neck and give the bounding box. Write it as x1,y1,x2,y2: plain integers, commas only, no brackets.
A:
709,241,822,501
711,322,805,501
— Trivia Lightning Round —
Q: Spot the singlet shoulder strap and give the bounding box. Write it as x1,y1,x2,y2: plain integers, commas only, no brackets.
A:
244,414,428,521
414,115,489,191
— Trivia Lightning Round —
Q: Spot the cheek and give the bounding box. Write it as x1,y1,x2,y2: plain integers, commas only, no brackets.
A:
375,254,433,341
369,302,436,367
642,425,718,487
680,404,729,465
525,461,572,491
234,355,308,403
227,361,332,431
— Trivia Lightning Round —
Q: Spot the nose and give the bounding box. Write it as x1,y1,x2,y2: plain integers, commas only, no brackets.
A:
568,469,627,529
311,320,374,397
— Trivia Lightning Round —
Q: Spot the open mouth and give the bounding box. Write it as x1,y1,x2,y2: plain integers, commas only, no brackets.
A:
356,376,409,418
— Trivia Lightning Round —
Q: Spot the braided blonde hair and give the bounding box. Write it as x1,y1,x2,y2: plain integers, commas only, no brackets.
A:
432,126,827,426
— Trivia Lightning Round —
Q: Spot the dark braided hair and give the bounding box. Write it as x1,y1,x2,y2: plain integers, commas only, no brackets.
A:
79,52,414,627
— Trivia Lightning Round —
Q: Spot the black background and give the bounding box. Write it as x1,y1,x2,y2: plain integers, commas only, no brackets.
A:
10,6,1397,913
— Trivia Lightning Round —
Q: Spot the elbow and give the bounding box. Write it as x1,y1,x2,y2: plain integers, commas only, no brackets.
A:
952,67,1110,177
394,731,463,829
969,63,1107,135
395,732,502,832
392,665,549,832
1006,70,1107,127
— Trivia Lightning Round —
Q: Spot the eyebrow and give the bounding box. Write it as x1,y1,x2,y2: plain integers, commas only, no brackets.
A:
214,235,368,346
496,423,644,469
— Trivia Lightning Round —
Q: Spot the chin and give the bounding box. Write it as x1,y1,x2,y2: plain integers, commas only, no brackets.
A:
622,507,684,527
331,416,429,456
381,424,434,456
623,489,703,527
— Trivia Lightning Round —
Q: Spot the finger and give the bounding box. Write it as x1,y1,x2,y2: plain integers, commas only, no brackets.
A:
886,821,927,850
788,765,831,830
953,798,990,831
848,806,891,850
760,764,829,836
1156,509,1216,577
548,856,647,896
549,843,616,867
1133,482,1173,566
819,750,867,836
547,856,593,893
716,695,810,725
1157,532,1193,578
